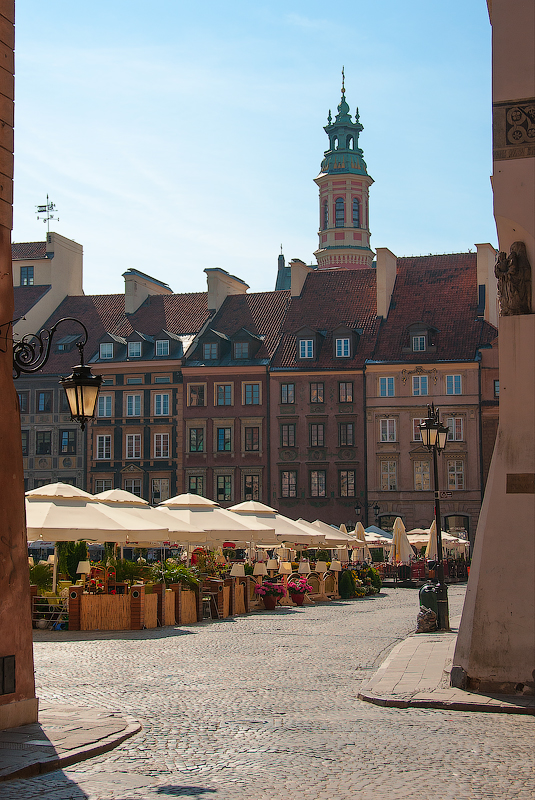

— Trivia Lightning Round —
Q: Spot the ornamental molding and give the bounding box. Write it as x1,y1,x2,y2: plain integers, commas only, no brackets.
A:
401,366,438,385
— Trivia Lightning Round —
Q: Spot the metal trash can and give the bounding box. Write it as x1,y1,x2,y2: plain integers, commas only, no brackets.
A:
419,582,438,616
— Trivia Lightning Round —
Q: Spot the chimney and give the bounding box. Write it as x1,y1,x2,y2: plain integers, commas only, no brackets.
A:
475,243,498,328
290,259,313,297
204,268,249,313
123,269,173,314
376,247,397,318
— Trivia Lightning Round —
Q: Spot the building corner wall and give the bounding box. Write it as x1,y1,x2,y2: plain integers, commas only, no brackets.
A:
0,0,37,730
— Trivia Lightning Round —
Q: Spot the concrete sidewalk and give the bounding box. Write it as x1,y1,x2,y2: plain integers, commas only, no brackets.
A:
359,618,535,715
0,702,141,782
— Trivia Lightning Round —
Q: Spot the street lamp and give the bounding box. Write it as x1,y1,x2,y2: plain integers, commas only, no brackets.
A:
13,317,102,431
354,501,380,526
419,403,450,631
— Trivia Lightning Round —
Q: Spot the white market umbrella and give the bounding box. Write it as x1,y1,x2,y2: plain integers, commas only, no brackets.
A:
388,517,413,565
303,518,358,546
94,489,207,543
158,494,275,544
425,520,439,560
25,484,170,543
228,502,326,546
354,521,372,561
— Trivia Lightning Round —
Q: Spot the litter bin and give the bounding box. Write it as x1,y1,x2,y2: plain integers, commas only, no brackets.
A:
419,582,438,616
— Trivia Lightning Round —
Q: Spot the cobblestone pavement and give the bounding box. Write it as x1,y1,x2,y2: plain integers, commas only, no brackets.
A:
4,585,535,800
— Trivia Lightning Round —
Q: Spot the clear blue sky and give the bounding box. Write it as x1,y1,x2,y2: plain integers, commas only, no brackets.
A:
13,1,495,296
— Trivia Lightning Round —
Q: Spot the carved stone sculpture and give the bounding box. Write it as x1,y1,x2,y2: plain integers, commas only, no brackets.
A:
495,241,532,316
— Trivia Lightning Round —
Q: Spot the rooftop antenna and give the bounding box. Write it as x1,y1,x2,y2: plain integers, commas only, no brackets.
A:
36,195,59,234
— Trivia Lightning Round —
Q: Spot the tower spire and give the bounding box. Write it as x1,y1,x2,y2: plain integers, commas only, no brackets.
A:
313,77,375,270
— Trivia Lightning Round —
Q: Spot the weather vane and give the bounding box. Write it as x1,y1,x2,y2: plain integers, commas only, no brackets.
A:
36,195,59,233
342,66,345,94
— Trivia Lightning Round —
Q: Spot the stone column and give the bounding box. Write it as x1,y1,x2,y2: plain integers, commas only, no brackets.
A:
0,1,38,730
453,0,535,694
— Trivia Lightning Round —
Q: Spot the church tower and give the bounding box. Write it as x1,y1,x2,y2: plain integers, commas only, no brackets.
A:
314,75,374,269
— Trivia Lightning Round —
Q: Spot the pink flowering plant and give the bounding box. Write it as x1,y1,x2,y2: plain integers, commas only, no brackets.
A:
287,577,313,594
254,580,286,598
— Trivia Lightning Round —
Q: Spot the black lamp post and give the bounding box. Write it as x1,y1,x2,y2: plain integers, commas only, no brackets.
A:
419,403,450,631
13,317,102,431
354,501,380,526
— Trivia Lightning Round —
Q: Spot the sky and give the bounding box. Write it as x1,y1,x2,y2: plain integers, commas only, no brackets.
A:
13,1,495,297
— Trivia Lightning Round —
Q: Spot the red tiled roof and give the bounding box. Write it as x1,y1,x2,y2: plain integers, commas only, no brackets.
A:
271,269,380,369
12,241,47,260
35,291,210,374
13,285,51,319
372,253,497,362
208,290,290,357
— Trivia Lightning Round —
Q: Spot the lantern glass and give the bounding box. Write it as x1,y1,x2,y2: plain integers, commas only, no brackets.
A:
437,427,448,451
60,365,102,428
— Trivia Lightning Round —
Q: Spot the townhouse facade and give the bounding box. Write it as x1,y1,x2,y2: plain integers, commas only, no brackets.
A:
14,84,500,541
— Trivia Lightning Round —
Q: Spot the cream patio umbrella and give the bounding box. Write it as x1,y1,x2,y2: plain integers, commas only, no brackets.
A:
25,483,172,591
157,494,276,544
94,489,207,543
425,521,439,560
228,502,327,546
354,521,372,561
303,518,360,546
388,517,414,565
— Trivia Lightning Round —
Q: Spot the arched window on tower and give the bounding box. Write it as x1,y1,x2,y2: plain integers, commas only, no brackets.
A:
335,197,345,228
346,135,354,150
332,136,339,150
322,200,328,230
352,198,360,228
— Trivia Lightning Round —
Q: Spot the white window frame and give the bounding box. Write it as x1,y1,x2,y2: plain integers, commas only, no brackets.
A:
128,341,142,358
97,395,113,417
380,460,397,491
412,375,428,396
335,337,350,357
154,433,169,459
95,479,113,493
446,374,462,395
380,418,397,442
155,339,169,356
126,394,142,417
414,460,431,491
152,478,170,503
99,343,113,359
126,433,142,459
379,377,395,397
412,335,426,352
154,393,170,416
299,339,314,359
413,418,425,442
96,435,111,460
447,459,465,490
446,417,464,441
124,478,142,497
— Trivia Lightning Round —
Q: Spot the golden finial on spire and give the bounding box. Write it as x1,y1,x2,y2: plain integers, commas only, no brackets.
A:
341,66,345,94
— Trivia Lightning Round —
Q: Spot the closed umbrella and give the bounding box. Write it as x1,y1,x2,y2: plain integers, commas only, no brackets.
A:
389,517,413,565
425,520,439,560
355,521,372,561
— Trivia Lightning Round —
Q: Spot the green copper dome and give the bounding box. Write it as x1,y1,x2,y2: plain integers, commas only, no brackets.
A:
319,87,368,177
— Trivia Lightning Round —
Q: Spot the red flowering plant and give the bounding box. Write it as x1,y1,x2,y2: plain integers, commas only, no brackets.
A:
254,580,286,598
287,577,313,594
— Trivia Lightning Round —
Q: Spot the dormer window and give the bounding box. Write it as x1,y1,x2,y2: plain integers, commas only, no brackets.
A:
203,342,218,360
128,341,142,358
234,342,249,359
412,335,426,352
299,339,314,359
156,339,169,356
100,343,113,359
20,266,34,286
335,337,350,358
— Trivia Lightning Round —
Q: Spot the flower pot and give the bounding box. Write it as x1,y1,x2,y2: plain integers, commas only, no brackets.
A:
262,595,277,610
290,593,305,606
